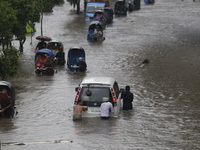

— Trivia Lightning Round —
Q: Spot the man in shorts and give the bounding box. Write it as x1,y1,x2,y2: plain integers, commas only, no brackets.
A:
73,101,88,121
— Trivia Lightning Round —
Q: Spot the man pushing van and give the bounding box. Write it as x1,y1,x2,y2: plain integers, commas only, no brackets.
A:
73,101,88,121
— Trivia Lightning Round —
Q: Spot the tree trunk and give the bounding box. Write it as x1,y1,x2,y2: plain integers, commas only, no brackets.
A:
41,13,43,36
77,2,80,13
19,37,26,52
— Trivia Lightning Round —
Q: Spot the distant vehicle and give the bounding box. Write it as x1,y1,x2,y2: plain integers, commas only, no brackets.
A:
104,7,114,24
0,81,17,118
144,0,155,4
93,10,107,29
47,40,65,65
87,21,104,42
74,76,124,117
114,0,127,15
47,40,64,56
35,49,55,75
90,0,110,7
125,0,134,11
85,2,106,20
66,46,86,73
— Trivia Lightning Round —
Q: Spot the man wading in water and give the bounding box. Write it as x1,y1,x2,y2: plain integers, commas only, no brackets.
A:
73,101,88,121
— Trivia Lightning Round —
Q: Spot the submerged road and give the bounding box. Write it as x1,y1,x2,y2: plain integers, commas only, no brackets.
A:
1,0,200,149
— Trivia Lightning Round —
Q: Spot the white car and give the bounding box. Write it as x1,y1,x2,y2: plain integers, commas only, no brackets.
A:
74,76,124,117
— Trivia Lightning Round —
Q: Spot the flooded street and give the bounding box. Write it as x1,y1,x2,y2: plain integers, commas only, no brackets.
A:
1,0,200,149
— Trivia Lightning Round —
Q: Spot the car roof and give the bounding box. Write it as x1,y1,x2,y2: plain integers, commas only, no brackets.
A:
80,77,116,87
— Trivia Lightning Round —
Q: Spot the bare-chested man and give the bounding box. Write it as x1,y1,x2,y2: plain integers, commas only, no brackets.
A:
73,101,87,121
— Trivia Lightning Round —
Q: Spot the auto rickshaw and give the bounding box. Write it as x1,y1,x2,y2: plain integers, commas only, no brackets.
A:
0,81,16,118
47,40,64,56
125,0,134,11
35,49,55,75
87,21,104,42
93,10,107,29
66,47,86,73
104,7,114,24
144,0,155,4
114,0,127,15
47,40,65,65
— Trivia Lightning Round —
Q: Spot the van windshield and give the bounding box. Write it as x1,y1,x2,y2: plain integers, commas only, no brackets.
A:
80,87,112,102
86,5,105,13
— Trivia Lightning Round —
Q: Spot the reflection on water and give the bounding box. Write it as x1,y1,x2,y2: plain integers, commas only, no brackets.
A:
0,119,15,132
1,0,200,150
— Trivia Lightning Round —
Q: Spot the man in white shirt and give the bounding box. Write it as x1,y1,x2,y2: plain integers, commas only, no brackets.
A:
100,101,114,119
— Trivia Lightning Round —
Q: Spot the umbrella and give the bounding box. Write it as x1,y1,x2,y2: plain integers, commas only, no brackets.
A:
36,36,52,41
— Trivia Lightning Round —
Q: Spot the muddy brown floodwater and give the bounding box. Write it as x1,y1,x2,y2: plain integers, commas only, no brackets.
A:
0,0,200,149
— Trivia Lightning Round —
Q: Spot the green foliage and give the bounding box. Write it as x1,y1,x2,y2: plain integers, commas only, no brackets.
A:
43,0,65,12
54,0,65,5
0,2,17,47
0,0,64,79
0,47,20,80
10,0,42,36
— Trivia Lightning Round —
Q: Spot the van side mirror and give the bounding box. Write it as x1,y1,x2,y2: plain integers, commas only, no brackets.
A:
75,87,78,92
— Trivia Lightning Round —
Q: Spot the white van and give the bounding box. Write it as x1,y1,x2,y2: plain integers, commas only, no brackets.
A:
74,76,124,117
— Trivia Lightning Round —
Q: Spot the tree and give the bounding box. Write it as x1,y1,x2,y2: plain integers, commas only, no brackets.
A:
9,0,44,52
43,0,65,12
0,47,20,80
0,0,64,79
0,0,40,79
0,2,17,49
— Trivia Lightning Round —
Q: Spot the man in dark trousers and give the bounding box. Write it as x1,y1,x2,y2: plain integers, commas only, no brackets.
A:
121,85,134,110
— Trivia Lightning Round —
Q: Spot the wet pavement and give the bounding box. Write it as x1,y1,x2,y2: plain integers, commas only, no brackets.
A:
0,0,200,149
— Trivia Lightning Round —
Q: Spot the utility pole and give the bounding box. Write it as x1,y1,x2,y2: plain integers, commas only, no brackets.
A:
41,12,43,36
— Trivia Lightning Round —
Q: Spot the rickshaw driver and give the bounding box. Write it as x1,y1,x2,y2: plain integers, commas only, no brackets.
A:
76,57,87,72
55,49,66,65
90,25,105,42
35,39,47,53
42,56,53,69
0,90,14,118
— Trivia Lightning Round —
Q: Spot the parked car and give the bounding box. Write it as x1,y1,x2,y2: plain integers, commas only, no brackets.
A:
74,76,124,117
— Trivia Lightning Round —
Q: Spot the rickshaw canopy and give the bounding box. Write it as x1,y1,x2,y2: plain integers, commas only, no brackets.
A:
67,47,86,71
48,40,64,50
35,49,55,61
89,21,102,30
0,81,15,100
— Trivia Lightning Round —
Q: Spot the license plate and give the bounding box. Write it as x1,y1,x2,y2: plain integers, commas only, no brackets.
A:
90,107,100,112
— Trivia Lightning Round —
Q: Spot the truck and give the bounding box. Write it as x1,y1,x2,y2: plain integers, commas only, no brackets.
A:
85,0,110,20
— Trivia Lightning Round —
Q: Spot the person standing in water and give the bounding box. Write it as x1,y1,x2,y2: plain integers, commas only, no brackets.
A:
121,85,134,110
73,101,88,121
